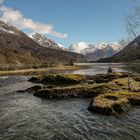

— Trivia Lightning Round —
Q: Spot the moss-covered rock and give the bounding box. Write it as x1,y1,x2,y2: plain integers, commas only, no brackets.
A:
30,76,140,101
26,73,140,116
88,95,131,115
28,72,129,85
28,74,86,84
25,85,42,93
119,92,140,106
86,72,128,84
88,91,140,115
28,77,42,83
33,83,112,99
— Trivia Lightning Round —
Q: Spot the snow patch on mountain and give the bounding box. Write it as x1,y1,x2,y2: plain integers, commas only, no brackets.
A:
68,42,123,55
0,26,17,34
0,18,21,35
57,43,67,51
30,32,65,50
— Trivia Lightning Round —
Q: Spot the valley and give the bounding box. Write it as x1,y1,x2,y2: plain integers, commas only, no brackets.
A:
0,0,140,139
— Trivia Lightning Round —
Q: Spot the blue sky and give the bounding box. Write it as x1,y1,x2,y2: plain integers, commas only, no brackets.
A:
1,0,140,48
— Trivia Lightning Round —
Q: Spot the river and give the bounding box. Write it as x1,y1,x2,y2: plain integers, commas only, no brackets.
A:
0,63,140,140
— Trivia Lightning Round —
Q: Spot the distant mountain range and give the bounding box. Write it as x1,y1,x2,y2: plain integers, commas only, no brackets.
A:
0,19,85,70
29,32,125,62
98,35,140,63
30,33,124,62
68,42,123,61
1,18,138,69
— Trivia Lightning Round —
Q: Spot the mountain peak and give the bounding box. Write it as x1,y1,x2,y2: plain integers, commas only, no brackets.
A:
0,18,22,35
68,42,122,54
30,32,65,50
98,36,140,62
68,41,123,61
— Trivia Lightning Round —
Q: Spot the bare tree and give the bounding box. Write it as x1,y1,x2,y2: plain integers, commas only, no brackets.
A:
118,38,130,48
123,7,140,91
124,7,140,40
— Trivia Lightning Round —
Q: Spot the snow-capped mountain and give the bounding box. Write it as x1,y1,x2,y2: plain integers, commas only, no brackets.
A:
68,42,122,54
68,42,123,61
68,42,93,54
0,19,23,35
30,32,66,51
57,43,68,51
99,35,140,63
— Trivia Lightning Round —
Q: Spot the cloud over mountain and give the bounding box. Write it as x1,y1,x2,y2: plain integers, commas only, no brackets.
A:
68,42,123,61
0,0,68,38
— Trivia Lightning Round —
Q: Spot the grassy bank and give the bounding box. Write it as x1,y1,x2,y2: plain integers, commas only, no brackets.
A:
0,65,86,76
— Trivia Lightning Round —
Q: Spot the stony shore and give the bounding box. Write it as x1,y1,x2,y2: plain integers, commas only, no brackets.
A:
23,73,140,116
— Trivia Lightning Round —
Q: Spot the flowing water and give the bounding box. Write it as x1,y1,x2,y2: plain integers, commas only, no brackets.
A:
0,63,140,140
67,63,130,75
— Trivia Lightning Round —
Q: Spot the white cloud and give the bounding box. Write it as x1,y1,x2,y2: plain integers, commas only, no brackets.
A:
51,31,68,38
0,3,68,38
0,0,4,5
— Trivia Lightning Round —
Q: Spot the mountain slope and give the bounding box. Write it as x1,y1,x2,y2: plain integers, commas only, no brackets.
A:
0,19,85,70
68,42,123,61
99,36,140,63
85,46,117,61
30,33,66,50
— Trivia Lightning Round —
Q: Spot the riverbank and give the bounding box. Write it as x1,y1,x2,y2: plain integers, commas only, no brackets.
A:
0,65,87,76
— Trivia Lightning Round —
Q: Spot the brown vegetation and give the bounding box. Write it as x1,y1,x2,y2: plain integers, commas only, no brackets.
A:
22,73,140,116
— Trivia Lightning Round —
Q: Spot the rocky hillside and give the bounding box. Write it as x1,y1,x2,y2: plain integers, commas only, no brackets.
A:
68,42,123,61
99,36,140,63
0,19,85,70
30,33,67,51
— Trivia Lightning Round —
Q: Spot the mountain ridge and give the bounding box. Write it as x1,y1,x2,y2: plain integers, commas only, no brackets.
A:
30,32,67,51
68,42,123,61
98,35,140,63
0,19,85,70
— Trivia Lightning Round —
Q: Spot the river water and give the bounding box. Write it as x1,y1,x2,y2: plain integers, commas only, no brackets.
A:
0,63,140,140
68,63,129,75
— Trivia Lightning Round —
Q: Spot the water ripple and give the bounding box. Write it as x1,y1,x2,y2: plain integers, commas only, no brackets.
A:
0,76,140,140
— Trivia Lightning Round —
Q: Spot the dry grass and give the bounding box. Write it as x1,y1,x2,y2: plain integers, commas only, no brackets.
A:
108,77,140,91
29,74,86,84
60,74,86,81
93,94,128,108
88,77,140,115
0,65,84,76
88,91,140,115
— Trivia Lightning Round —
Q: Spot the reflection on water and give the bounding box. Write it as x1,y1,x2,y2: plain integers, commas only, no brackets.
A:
0,64,140,140
68,63,128,75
